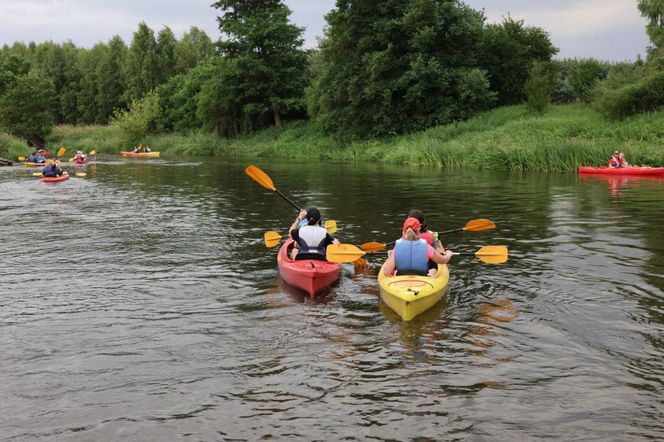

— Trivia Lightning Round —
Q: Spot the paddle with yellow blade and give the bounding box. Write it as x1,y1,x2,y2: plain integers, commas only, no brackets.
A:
326,244,367,263
453,245,509,264
359,218,497,252
328,244,508,264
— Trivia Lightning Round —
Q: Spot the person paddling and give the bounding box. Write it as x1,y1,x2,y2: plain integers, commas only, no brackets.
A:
289,207,339,261
41,162,63,177
74,150,87,164
382,217,453,277
608,150,622,168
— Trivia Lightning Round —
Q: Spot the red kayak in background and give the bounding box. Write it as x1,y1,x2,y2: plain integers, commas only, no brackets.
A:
277,239,340,298
578,166,664,177
40,172,69,183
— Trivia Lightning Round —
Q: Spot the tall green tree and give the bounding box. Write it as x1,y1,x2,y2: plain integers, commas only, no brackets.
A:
308,0,494,140
59,42,82,123
638,0,664,49
0,70,55,145
96,35,127,123
125,22,160,101
77,44,106,124
524,61,558,113
213,0,308,129
157,26,177,83
174,27,213,73
480,17,558,105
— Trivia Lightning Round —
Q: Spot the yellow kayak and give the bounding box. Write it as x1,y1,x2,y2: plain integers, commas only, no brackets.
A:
120,151,160,158
378,263,450,321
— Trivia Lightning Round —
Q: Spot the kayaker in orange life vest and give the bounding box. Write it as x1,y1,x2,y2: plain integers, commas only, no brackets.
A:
407,209,445,253
608,150,629,168
382,217,453,277
288,207,339,261
74,150,87,163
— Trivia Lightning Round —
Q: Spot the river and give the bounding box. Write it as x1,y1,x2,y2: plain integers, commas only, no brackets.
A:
1,157,663,440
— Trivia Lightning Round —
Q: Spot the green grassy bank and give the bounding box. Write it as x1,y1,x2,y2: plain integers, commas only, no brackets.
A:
44,104,664,171
0,133,31,161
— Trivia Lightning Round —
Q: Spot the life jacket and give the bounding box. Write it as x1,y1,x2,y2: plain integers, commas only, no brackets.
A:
42,163,60,177
419,229,435,246
296,225,328,258
74,153,86,163
608,157,620,168
394,238,429,275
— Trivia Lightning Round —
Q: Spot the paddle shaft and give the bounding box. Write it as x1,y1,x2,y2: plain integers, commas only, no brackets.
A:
275,189,300,212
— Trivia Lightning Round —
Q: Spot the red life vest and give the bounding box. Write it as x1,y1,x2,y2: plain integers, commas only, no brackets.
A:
419,230,435,246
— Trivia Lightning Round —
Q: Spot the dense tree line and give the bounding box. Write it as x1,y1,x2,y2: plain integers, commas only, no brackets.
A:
2,0,660,147
0,24,212,144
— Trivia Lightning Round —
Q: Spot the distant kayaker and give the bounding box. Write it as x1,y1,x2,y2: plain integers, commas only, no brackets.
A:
608,150,623,168
144,145,152,152
382,217,453,277
74,150,87,163
289,207,339,261
42,162,63,177
618,151,629,167
25,153,46,163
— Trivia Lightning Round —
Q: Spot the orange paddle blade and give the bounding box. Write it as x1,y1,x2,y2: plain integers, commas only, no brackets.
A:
326,244,366,263
57,147,66,158
464,219,496,232
264,231,282,248
245,165,276,191
475,245,508,264
360,242,387,252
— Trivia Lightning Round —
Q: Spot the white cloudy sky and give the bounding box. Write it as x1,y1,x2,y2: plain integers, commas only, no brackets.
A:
0,0,650,61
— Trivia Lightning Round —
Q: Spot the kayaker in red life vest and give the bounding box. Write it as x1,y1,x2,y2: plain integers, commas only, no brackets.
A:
74,150,87,163
382,217,453,277
608,150,623,168
289,207,339,261
618,151,629,167
408,209,445,253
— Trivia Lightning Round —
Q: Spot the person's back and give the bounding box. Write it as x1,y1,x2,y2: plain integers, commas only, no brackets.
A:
608,150,622,168
394,237,430,275
289,207,337,261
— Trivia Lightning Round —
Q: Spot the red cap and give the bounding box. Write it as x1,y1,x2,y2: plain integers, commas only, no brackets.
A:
402,217,421,237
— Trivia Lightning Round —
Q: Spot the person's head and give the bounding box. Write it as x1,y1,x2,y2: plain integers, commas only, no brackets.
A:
402,217,421,241
77,150,82,154
619,152,625,159
407,209,426,231
305,207,321,226
612,150,621,158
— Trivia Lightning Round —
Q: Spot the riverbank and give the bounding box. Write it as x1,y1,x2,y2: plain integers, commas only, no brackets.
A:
43,104,664,171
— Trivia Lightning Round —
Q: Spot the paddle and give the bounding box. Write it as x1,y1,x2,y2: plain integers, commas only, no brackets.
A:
18,155,25,161
360,218,496,252
56,147,66,158
326,243,367,263
454,245,508,264
245,164,300,211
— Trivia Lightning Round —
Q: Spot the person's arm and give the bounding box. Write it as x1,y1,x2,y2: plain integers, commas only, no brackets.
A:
382,255,396,276
289,209,307,234
325,233,340,246
431,249,453,265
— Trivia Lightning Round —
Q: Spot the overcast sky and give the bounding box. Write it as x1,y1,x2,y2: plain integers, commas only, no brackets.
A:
0,0,650,62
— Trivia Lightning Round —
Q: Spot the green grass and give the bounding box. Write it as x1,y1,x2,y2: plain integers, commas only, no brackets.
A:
45,104,664,171
0,132,30,160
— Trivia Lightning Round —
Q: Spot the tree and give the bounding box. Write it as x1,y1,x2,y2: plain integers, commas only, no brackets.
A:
174,27,213,73
125,22,159,101
524,61,558,113
157,27,177,83
308,0,494,140
638,0,664,49
0,70,55,145
480,17,558,105
213,0,308,129
96,36,127,123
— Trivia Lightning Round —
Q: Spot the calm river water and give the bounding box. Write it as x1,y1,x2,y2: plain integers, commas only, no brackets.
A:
1,157,663,440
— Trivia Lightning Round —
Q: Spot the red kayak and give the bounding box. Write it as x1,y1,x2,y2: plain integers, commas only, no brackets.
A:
40,172,69,183
277,239,340,298
578,166,664,177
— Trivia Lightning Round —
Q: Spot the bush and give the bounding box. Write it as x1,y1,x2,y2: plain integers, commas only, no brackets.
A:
524,61,558,113
110,90,162,144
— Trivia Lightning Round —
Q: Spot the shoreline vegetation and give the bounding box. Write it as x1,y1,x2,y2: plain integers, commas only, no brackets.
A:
33,104,664,172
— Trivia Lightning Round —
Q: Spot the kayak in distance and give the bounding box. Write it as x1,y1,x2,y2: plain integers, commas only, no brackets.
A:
378,263,450,321
120,151,160,158
578,166,664,177
40,172,69,183
277,239,341,298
